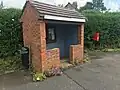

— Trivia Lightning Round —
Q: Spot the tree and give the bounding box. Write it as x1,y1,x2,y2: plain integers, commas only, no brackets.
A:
79,0,106,12
93,0,106,11
0,1,3,9
80,2,93,11
0,8,22,57
83,12,120,49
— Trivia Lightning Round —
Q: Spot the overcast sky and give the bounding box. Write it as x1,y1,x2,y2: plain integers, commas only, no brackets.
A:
0,0,120,11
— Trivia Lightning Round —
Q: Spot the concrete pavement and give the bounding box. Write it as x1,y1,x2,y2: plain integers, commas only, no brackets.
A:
65,52,120,90
1,52,120,90
0,72,83,90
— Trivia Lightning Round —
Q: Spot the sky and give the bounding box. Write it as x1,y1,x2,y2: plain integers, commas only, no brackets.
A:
0,0,120,11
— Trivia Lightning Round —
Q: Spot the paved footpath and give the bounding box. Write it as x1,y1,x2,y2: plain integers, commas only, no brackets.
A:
1,52,120,90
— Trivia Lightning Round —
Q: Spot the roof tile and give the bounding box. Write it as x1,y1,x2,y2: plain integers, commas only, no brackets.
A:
30,0,84,19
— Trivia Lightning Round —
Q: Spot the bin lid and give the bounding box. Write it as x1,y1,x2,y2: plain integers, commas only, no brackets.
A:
22,47,28,51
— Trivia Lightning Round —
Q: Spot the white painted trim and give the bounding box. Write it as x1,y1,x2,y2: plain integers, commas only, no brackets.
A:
44,15,85,23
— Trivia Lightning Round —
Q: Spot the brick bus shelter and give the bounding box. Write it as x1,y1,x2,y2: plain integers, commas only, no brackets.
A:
20,0,85,72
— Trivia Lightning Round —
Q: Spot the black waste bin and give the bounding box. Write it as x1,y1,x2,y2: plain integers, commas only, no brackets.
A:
21,47,29,69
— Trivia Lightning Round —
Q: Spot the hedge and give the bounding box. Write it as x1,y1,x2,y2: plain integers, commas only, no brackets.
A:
83,11,120,50
0,8,23,58
1,8,120,58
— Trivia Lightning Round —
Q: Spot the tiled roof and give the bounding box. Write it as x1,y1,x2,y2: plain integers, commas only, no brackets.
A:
30,0,84,19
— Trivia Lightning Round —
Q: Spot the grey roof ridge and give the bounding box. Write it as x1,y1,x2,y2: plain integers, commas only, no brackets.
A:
30,0,80,13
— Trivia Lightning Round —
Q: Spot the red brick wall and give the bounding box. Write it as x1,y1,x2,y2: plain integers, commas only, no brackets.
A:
31,22,42,72
45,48,60,70
70,44,83,64
21,2,39,46
78,24,84,46
21,2,42,72
39,22,47,72
70,24,84,64
21,2,61,72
